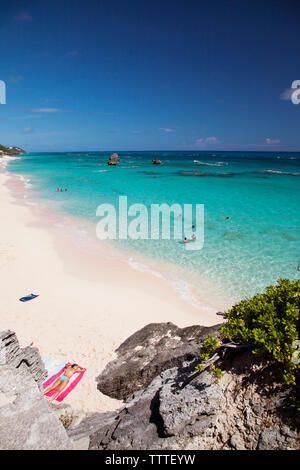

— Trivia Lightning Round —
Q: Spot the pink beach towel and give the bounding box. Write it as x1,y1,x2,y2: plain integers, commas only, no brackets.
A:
43,362,86,402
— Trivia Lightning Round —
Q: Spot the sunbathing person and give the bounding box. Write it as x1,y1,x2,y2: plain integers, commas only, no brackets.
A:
43,363,85,402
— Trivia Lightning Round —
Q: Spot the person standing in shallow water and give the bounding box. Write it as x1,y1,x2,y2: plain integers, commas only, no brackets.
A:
43,363,85,403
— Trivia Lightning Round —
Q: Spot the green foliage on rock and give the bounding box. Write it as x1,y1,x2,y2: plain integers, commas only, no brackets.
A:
194,363,205,373
200,334,221,360
194,335,222,376
220,278,300,385
210,367,224,379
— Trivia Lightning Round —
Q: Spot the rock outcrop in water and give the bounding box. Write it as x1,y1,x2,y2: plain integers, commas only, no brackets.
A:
0,330,74,450
70,323,299,450
107,152,120,165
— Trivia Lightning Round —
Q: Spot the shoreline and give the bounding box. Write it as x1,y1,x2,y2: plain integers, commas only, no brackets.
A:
2,155,234,315
0,155,233,413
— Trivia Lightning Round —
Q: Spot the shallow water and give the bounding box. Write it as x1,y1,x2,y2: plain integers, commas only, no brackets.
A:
7,150,300,301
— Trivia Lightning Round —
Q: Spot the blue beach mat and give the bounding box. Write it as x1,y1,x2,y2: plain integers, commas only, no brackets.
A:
19,293,39,302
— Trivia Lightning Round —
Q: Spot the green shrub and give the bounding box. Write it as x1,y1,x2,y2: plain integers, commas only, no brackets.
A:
200,334,221,360
210,367,224,379
194,334,221,376
220,278,300,385
194,363,205,373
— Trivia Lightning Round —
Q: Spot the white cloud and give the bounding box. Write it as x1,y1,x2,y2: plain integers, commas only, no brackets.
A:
92,111,117,116
66,50,80,57
195,136,220,146
30,108,70,113
9,75,23,83
159,127,175,132
10,114,44,121
22,127,33,134
206,136,219,143
14,12,32,22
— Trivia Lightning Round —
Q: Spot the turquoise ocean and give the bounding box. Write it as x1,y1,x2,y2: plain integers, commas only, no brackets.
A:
6,151,300,302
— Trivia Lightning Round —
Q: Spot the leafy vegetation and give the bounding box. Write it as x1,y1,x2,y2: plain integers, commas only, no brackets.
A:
210,366,224,379
220,278,300,386
200,334,221,361
195,279,300,388
194,334,222,377
194,363,205,373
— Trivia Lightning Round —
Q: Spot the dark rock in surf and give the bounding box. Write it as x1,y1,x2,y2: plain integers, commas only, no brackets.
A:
107,153,120,166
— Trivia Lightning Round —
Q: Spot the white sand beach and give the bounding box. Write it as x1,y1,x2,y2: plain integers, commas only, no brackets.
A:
0,157,232,414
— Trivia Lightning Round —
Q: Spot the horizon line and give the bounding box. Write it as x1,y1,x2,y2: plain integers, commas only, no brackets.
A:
21,148,300,154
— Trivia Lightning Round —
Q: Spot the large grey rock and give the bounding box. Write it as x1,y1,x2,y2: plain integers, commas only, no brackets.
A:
257,428,285,450
0,330,75,450
159,371,222,437
0,330,47,388
90,368,181,450
77,334,299,451
96,322,220,400
67,411,117,442
0,365,74,450
88,365,224,450
69,356,215,450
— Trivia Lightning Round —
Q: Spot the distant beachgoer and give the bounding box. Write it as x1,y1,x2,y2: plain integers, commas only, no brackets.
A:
221,216,230,220
43,363,85,403
56,188,60,192
183,237,189,243
191,234,196,240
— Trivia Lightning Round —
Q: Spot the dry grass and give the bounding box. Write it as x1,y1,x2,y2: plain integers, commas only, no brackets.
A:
59,411,76,429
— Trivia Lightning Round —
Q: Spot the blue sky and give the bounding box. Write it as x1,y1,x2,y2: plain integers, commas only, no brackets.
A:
0,0,299,152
